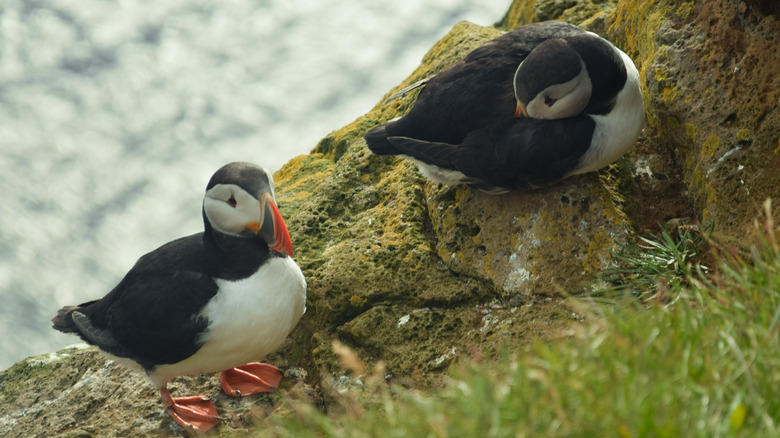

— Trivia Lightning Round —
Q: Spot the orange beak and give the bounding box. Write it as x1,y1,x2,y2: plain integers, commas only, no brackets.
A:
251,193,294,257
514,100,529,118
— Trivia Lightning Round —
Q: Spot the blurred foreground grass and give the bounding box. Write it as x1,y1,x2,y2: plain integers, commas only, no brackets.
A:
267,200,779,437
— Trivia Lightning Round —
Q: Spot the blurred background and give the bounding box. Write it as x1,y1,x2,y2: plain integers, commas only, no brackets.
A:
0,0,510,370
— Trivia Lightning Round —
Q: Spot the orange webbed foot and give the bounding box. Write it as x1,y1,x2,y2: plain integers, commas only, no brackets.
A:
159,386,221,432
220,362,283,397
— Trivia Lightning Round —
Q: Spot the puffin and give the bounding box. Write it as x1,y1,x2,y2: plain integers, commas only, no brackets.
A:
52,162,307,432
365,21,645,193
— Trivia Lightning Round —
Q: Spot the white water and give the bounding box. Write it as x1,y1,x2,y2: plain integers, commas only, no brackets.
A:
0,0,509,370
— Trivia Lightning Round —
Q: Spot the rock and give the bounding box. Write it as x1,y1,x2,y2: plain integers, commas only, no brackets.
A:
5,0,779,435
0,343,302,436
605,0,780,236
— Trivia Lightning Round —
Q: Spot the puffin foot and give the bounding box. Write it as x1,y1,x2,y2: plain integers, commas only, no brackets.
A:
220,362,283,397
159,386,221,432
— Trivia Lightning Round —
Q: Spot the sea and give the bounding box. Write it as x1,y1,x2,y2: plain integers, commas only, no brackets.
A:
0,0,510,370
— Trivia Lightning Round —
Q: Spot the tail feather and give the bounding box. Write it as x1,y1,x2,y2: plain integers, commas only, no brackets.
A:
52,300,134,359
51,299,100,335
386,136,459,169
365,124,401,155
52,305,82,334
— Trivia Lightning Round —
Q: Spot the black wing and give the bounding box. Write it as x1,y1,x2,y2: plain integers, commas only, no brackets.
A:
458,115,596,189
388,115,596,191
365,21,587,155
68,234,220,369
386,136,459,168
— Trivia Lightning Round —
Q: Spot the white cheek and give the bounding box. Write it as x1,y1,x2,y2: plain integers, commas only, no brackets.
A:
527,63,592,120
204,199,259,235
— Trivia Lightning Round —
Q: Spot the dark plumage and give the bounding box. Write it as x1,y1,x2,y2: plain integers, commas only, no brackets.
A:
52,235,256,368
52,162,306,432
365,21,644,193
387,114,596,191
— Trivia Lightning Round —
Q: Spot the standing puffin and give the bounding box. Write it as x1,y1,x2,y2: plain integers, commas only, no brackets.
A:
365,21,645,193
52,162,307,432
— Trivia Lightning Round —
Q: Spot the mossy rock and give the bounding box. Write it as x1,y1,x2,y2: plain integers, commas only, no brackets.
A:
0,343,312,436
607,0,780,236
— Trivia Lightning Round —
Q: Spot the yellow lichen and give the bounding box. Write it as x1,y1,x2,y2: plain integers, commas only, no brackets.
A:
499,0,536,29
654,67,669,82
702,182,718,224
736,128,751,142
685,164,717,225
274,153,334,198
273,154,309,186
349,295,368,308
676,1,694,19
656,45,670,61
607,0,677,134
701,135,721,159
685,122,698,144
280,170,330,193
661,82,678,104
583,230,615,274
667,115,681,133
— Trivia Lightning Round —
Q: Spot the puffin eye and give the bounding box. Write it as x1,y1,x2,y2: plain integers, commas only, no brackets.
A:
544,95,556,106
227,195,237,207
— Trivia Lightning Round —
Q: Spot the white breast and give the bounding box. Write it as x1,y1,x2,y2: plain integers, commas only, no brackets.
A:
570,48,645,175
150,256,306,384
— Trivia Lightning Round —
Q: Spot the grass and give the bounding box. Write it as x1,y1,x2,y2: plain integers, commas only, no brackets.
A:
264,201,780,437
596,221,711,301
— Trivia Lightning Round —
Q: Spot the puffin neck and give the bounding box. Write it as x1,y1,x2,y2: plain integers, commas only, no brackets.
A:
565,35,627,115
202,213,271,280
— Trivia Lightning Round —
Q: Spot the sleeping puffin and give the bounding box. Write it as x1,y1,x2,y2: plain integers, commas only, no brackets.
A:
52,162,307,432
365,21,644,193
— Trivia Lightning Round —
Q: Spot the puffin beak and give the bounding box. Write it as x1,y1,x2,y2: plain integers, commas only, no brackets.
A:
249,193,294,257
514,100,529,118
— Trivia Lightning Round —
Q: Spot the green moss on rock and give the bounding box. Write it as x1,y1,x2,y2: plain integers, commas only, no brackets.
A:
608,0,780,236
500,0,617,29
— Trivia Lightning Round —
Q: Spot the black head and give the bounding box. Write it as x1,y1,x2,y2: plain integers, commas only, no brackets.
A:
513,38,593,119
206,161,275,198
202,162,293,257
